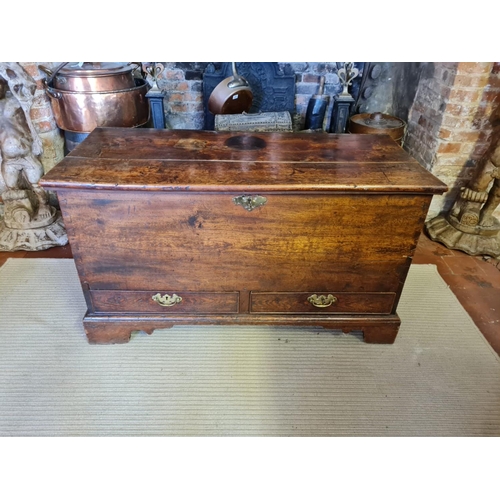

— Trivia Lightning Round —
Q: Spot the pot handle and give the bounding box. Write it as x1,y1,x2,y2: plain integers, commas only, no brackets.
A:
227,62,249,89
39,62,69,88
38,64,53,77
44,84,62,100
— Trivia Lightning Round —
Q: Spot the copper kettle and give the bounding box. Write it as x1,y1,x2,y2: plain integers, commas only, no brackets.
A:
208,62,253,115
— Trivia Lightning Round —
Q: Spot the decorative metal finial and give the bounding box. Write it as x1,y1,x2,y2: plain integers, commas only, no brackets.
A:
338,62,359,97
145,62,165,93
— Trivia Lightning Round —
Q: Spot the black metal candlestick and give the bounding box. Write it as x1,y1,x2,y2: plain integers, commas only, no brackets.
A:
145,63,166,129
330,63,359,133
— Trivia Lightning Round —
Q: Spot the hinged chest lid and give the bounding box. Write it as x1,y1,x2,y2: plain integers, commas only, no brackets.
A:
40,127,448,194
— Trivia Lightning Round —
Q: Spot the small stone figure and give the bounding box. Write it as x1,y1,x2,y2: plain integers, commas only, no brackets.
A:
0,62,67,251
426,140,500,257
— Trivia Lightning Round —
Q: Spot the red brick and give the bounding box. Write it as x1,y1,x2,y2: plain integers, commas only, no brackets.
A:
184,92,202,102
437,142,462,153
449,88,483,103
32,119,56,133
172,81,189,91
20,63,39,78
165,69,184,80
441,115,461,128
456,62,493,75
168,93,185,102
446,130,482,142
460,143,477,155
453,75,472,87
453,73,491,88
35,78,47,91
438,128,452,140
302,74,321,83
167,103,186,113
29,106,52,121
469,74,491,87
434,154,471,166
444,104,462,116
444,115,480,129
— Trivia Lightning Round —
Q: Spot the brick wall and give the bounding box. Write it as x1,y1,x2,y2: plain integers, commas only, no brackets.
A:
405,62,500,219
151,62,344,130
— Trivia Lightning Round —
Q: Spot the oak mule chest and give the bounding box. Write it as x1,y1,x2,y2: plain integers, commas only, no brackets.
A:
40,128,447,344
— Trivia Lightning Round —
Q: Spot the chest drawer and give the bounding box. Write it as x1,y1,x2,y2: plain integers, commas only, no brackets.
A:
250,292,396,315
90,290,240,315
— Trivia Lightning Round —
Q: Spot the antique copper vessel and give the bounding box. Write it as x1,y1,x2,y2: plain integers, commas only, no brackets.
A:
208,62,253,115
349,112,406,144
38,62,138,92
40,62,150,133
44,79,150,133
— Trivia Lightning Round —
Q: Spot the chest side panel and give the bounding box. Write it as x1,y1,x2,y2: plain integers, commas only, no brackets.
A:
58,190,430,292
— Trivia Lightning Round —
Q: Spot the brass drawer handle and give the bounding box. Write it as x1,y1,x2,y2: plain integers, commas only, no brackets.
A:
233,195,267,211
152,293,182,307
307,294,337,308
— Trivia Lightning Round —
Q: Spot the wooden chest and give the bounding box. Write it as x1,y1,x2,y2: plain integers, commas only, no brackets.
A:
40,128,447,344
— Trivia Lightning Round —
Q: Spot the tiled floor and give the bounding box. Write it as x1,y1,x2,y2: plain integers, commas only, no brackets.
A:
1,232,499,355
412,231,500,355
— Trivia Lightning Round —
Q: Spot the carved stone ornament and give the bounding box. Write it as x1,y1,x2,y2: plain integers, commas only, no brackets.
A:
0,62,68,251
426,141,500,257
215,111,293,132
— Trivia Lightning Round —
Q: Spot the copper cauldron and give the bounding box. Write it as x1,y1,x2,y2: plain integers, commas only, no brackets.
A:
40,62,150,133
44,78,150,133
38,62,139,92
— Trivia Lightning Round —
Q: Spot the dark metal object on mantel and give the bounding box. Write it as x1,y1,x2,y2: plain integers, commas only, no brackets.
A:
145,63,166,129
329,62,359,133
304,76,329,131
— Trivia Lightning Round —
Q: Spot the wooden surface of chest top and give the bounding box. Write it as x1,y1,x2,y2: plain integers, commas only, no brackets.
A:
41,127,447,194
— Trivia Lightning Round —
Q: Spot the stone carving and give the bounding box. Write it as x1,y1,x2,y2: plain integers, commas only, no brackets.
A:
426,141,500,257
0,62,67,251
215,111,293,132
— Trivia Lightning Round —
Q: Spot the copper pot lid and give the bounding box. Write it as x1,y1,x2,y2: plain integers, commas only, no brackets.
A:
350,112,404,129
58,62,135,77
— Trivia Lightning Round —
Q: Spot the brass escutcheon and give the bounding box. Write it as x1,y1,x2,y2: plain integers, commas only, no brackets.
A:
152,293,182,307
307,294,337,308
233,195,267,212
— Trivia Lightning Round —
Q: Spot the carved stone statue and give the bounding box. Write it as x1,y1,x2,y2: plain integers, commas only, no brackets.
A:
426,140,500,257
0,62,67,251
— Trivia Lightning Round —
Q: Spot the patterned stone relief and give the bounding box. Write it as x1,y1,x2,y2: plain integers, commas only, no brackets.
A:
0,62,67,251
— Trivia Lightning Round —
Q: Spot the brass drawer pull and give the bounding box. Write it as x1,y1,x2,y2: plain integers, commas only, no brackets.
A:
307,294,337,308
152,293,182,307
233,195,267,211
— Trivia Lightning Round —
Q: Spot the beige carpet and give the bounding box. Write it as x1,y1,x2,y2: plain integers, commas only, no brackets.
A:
0,258,499,436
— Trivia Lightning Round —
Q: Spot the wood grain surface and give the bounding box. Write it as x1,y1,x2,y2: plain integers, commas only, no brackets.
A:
40,128,448,194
